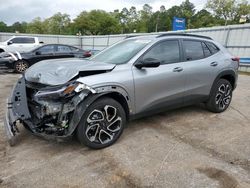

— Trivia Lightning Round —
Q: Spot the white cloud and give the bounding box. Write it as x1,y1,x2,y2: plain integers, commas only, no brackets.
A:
0,0,207,25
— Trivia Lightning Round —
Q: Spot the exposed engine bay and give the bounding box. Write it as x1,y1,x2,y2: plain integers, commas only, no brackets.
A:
25,80,94,136
5,76,98,142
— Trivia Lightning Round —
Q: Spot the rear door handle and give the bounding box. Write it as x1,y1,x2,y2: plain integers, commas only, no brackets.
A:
173,67,183,72
210,62,218,66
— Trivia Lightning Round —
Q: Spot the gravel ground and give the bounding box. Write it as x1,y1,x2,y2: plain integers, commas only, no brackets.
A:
0,72,250,188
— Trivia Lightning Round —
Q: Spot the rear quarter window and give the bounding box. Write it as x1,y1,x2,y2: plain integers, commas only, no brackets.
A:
205,42,220,54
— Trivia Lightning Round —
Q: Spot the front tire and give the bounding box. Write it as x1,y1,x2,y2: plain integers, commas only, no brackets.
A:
206,79,233,113
77,97,126,149
14,60,29,73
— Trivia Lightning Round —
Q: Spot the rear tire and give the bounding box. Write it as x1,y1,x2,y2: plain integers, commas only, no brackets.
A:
14,60,29,73
206,79,233,113
77,97,126,149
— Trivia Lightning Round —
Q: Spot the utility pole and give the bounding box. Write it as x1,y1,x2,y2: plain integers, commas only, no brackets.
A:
155,13,160,32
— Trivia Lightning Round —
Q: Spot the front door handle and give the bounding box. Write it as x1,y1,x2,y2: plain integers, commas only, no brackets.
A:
173,67,183,72
210,62,218,67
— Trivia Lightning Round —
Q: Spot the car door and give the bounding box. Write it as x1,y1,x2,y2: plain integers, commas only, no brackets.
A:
181,39,222,104
6,37,22,51
132,39,186,114
31,45,56,64
20,37,36,51
54,45,75,59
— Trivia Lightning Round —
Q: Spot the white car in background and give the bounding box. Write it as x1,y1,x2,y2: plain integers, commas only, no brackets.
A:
0,36,42,53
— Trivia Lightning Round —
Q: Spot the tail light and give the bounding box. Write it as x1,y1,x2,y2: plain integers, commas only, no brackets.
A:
231,57,240,68
232,57,240,63
84,51,91,57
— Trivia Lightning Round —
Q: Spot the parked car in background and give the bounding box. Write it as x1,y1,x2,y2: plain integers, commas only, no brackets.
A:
4,33,239,148
0,44,92,73
0,36,42,53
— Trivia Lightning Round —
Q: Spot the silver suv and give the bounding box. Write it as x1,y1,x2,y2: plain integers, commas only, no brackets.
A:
4,34,239,149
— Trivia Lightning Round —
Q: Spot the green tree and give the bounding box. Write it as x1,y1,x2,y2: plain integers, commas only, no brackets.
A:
234,0,250,23
180,0,195,28
120,8,130,33
9,22,27,33
138,4,153,32
128,6,139,33
44,12,71,34
26,17,45,34
74,10,120,35
205,0,250,24
0,21,8,32
192,9,223,28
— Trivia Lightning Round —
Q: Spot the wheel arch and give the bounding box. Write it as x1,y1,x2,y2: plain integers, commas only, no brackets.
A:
67,87,132,136
212,70,237,90
96,92,130,121
0,48,4,53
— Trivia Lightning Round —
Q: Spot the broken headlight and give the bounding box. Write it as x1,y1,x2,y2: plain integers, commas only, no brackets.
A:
34,82,96,100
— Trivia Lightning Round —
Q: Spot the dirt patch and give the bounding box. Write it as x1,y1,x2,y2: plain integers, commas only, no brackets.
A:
197,167,238,188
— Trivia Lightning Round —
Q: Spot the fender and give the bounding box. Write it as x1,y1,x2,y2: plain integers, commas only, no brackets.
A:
211,69,237,94
66,85,132,136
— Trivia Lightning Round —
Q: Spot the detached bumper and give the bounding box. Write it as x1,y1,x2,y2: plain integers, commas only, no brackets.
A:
4,106,18,146
3,76,31,146
0,57,15,69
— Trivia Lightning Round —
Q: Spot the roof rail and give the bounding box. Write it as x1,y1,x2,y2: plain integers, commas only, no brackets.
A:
125,35,141,39
157,33,213,40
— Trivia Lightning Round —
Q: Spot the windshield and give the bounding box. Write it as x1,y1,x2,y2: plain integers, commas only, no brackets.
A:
90,39,151,64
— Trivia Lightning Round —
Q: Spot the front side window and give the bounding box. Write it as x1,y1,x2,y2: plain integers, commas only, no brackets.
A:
90,39,151,64
183,40,204,61
142,40,180,64
37,45,55,54
11,37,35,44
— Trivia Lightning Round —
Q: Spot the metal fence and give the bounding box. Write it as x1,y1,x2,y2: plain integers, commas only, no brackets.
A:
1,23,250,58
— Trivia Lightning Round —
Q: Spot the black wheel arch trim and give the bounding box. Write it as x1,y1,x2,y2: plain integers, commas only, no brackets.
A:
211,69,237,92
67,87,132,136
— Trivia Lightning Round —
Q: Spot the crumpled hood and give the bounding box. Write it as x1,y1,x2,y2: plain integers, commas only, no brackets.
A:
25,58,116,85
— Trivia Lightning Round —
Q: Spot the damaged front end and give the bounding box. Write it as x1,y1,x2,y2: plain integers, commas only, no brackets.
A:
4,76,96,146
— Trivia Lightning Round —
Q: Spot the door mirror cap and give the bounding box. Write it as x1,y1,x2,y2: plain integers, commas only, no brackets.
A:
7,41,13,45
35,51,41,55
135,58,160,69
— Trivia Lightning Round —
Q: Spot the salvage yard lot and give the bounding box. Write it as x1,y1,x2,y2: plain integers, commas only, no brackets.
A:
0,72,250,188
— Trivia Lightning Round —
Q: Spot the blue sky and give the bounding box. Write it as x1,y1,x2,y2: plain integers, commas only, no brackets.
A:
0,0,207,25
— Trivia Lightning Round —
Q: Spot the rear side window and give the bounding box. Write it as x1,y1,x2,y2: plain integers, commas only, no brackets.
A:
183,40,204,61
70,46,80,51
142,40,180,64
205,42,220,54
57,45,71,52
11,37,35,44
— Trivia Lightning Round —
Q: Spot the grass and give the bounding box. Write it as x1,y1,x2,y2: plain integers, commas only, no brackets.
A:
238,71,250,76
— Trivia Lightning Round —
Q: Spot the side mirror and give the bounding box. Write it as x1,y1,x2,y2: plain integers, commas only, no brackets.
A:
7,41,13,45
135,58,160,69
35,51,41,55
